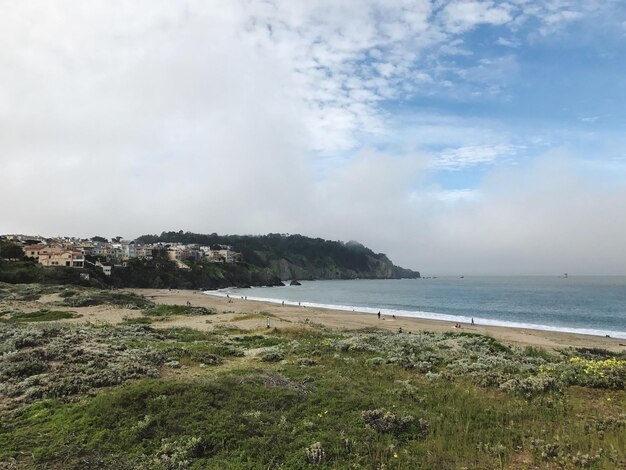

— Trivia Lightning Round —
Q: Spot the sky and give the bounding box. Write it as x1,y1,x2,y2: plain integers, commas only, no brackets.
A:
1,0,626,275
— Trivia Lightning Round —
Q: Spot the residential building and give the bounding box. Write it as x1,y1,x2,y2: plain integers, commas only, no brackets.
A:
37,247,85,268
23,243,48,259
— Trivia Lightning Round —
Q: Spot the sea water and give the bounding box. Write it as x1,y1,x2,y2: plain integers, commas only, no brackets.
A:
206,276,626,339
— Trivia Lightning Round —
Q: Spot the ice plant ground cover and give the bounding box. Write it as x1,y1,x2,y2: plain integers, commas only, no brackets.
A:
0,286,625,468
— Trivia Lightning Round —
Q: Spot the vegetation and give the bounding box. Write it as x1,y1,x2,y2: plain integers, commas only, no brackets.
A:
0,240,27,260
57,289,154,309
0,309,81,322
142,304,217,318
110,258,283,290
1,316,624,469
0,248,109,288
0,259,109,287
1,232,420,290
0,282,63,301
136,231,420,280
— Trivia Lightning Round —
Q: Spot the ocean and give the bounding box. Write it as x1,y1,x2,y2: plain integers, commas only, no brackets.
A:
206,276,626,339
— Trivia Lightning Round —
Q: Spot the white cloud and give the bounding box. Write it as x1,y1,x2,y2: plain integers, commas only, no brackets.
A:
440,1,514,33
579,115,602,123
0,0,625,275
495,36,521,47
434,144,516,169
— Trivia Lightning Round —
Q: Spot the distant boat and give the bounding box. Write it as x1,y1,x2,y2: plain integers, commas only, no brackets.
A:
563,273,568,279
459,276,464,279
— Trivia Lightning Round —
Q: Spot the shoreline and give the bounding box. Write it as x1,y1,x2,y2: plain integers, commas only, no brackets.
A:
132,288,626,352
205,289,626,340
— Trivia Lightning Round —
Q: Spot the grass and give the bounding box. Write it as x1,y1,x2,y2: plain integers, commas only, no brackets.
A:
1,314,625,468
231,334,288,348
60,289,153,309
0,309,81,322
0,283,63,301
230,312,277,321
2,353,624,469
142,304,217,318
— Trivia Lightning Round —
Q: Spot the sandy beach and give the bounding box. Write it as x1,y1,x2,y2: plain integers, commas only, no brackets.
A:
122,288,626,353
5,287,623,353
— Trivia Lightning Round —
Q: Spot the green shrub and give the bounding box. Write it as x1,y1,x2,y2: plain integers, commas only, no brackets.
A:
2,310,81,323
142,304,216,317
61,290,153,309
362,408,429,440
259,350,284,362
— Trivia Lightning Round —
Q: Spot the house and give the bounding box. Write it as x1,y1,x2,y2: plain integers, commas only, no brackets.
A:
204,248,242,263
95,261,112,276
135,245,153,259
37,247,85,268
23,243,48,259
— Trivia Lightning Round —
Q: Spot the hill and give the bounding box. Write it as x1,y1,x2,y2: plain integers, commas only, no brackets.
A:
136,232,420,281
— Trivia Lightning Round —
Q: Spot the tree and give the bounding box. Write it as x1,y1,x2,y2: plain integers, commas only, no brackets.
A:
91,236,108,243
0,240,26,260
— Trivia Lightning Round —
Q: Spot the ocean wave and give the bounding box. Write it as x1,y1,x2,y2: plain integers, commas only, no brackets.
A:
204,289,626,340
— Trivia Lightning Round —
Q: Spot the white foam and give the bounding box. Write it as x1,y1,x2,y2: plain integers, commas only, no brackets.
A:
203,289,626,340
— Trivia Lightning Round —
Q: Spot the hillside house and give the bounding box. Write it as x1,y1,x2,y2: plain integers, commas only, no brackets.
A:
204,248,242,263
37,247,85,268
23,243,48,259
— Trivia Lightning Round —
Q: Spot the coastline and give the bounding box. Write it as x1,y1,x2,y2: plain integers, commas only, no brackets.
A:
132,288,626,352
206,288,626,340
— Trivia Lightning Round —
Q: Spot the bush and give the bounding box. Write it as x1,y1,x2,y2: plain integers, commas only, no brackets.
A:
362,408,429,440
559,357,626,389
499,375,561,398
305,442,325,465
61,291,153,309
2,310,81,322
142,304,216,317
259,350,285,362
152,436,205,469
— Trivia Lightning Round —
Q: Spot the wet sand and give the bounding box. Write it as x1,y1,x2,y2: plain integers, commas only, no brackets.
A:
128,289,626,353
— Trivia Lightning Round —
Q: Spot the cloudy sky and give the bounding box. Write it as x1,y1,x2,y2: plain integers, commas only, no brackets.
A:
2,0,626,275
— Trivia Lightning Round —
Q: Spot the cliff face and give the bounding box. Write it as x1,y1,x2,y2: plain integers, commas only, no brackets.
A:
267,251,419,281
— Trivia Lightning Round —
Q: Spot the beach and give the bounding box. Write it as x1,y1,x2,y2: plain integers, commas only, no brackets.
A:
3,285,626,468
4,287,623,352
130,288,626,352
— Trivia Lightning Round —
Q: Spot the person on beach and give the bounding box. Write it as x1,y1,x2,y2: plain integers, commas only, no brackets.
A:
377,311,381,319
282,301,285,307
471,318,474,326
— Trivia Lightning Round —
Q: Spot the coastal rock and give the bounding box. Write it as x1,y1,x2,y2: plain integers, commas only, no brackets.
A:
290,280,302,286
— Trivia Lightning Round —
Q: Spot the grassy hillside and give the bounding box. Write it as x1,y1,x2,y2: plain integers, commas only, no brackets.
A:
1,286,624,469
136,232,420,280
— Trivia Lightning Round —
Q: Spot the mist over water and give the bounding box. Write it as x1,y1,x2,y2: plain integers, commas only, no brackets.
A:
209,276,626,339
